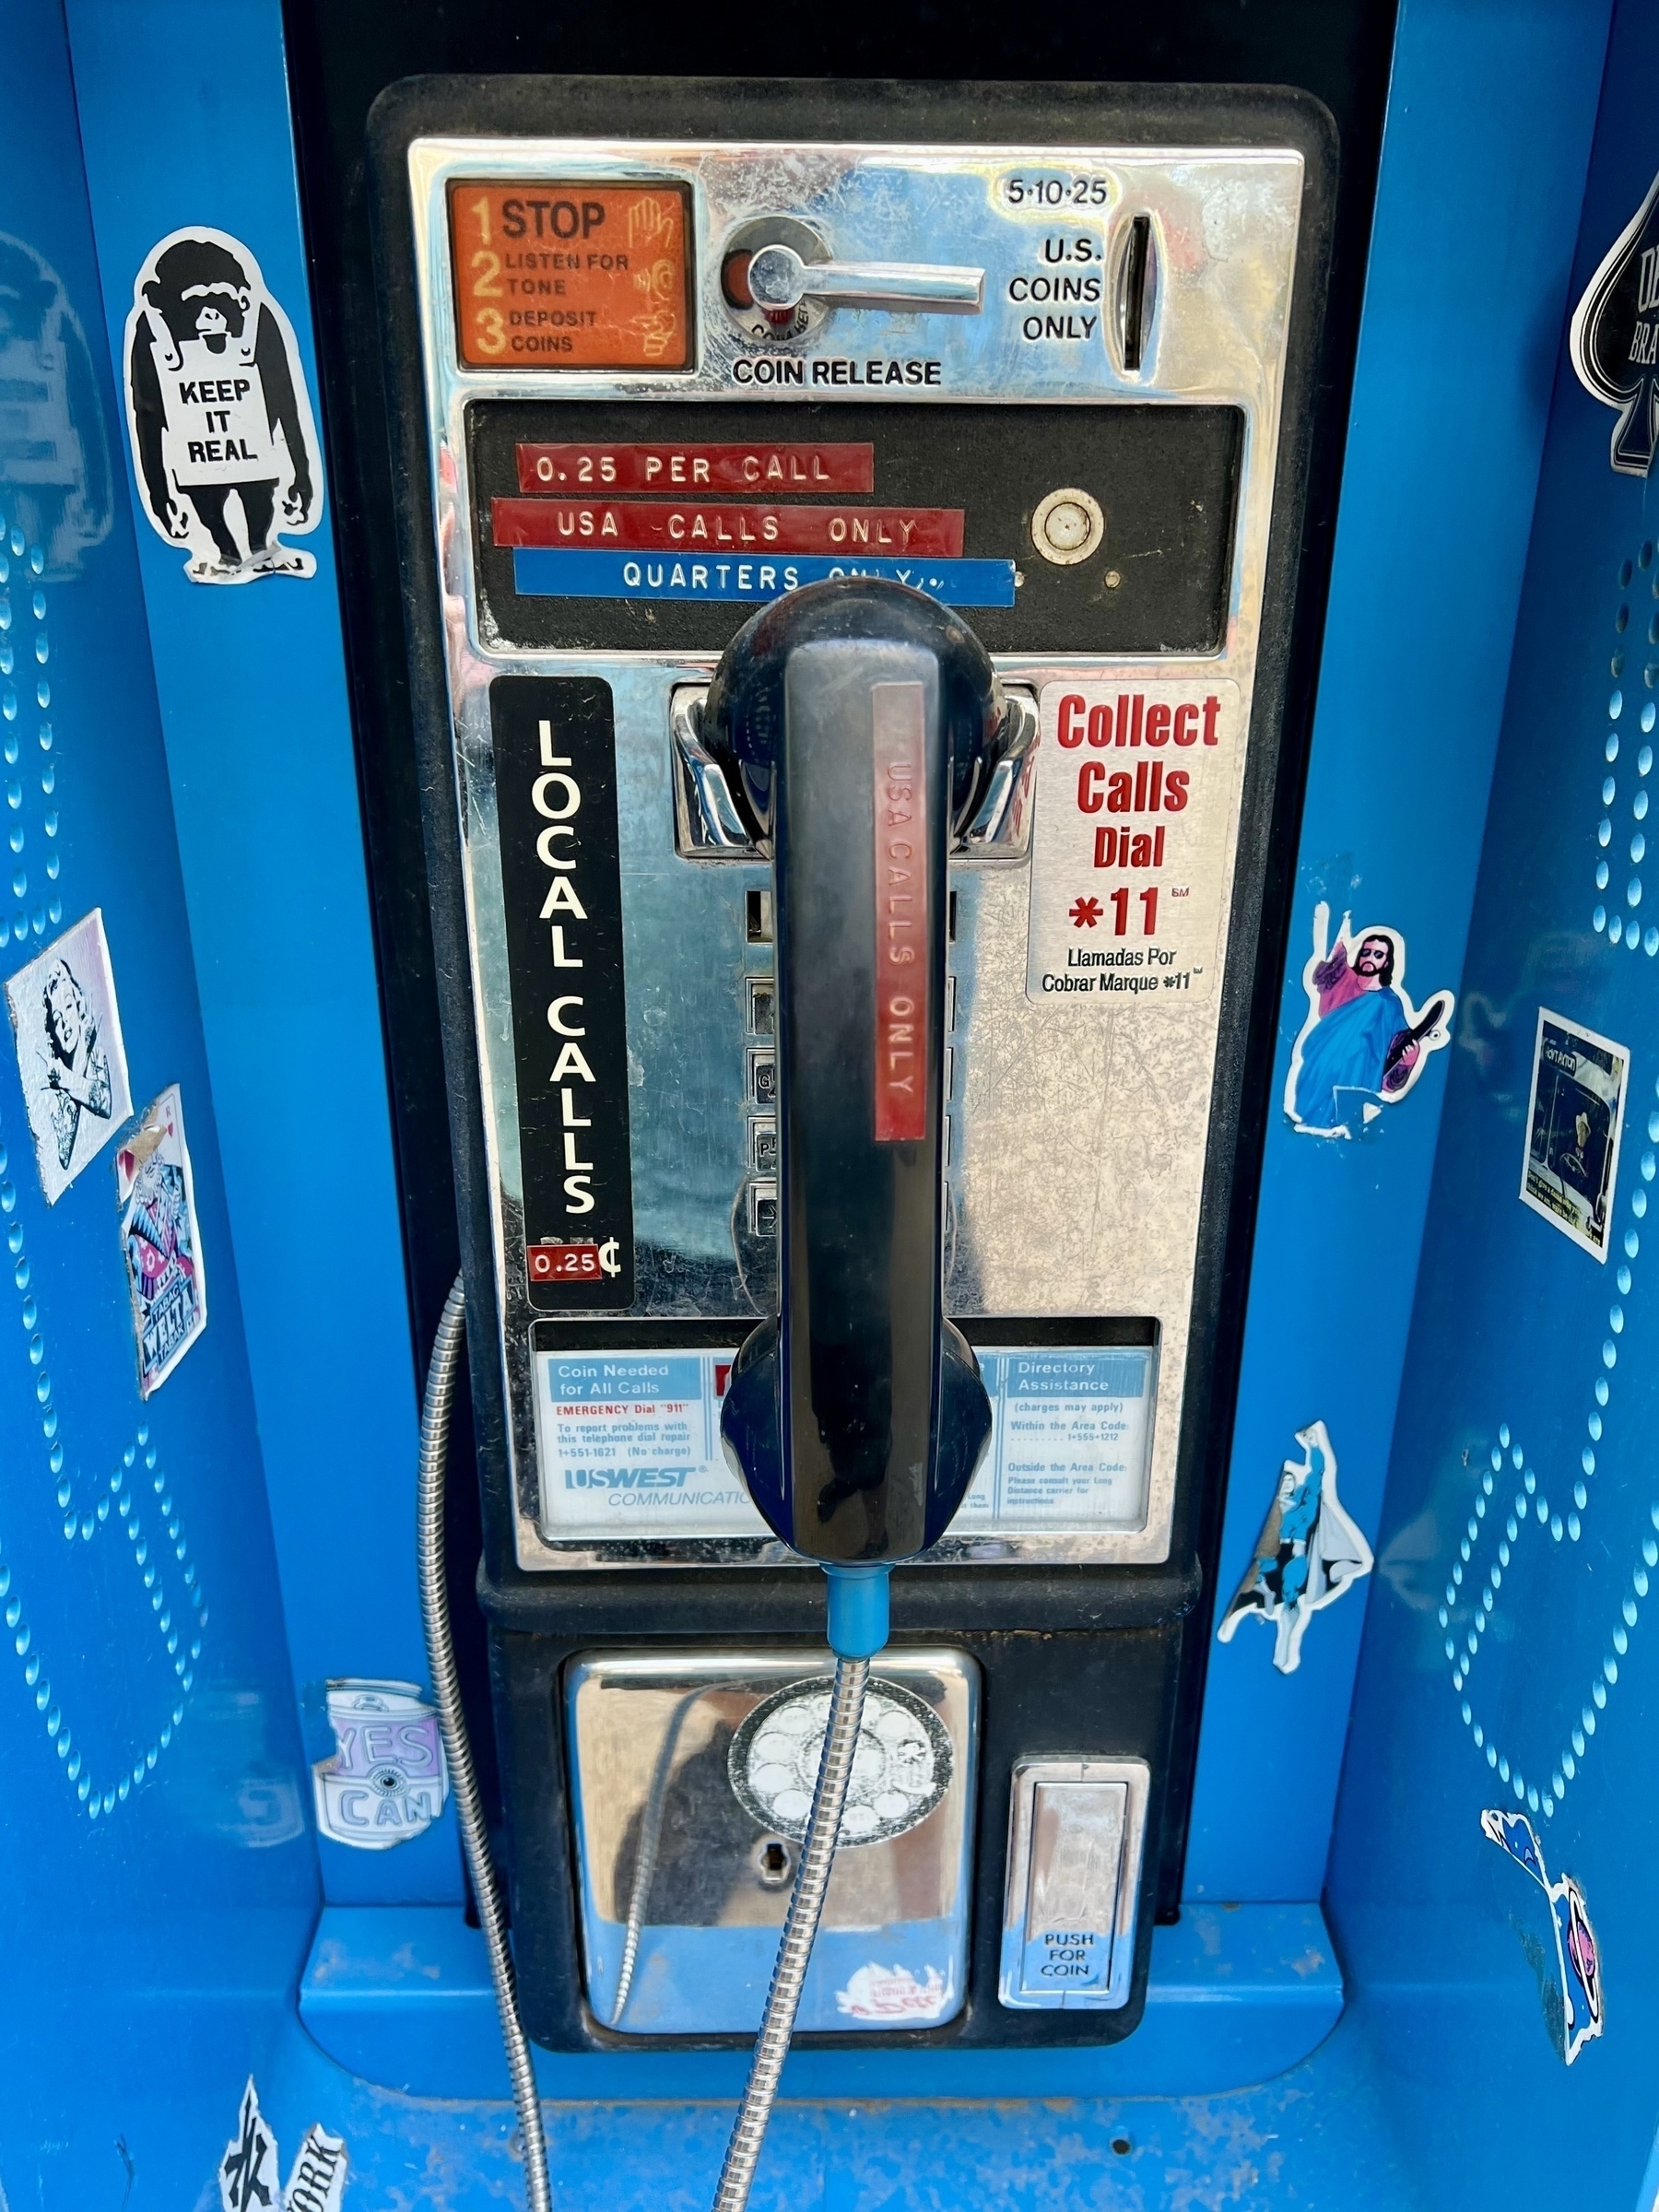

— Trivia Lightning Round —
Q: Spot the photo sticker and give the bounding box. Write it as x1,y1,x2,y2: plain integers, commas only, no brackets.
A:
5,909,132,1203
117,1085,206,1395
1520,1009,1630,1261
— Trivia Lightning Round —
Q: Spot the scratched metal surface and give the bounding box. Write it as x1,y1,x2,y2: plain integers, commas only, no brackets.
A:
409,134,1305,1572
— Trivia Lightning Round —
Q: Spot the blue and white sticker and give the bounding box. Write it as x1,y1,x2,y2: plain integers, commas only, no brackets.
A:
312,1678,448,1850
1217,1420,1373,1673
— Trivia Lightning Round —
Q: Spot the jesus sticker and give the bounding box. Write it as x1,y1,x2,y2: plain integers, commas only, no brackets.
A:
1283,903,1453,1140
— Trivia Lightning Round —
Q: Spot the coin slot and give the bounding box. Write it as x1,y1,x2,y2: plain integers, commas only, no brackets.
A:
1118,214,1156,374
746,888,773,943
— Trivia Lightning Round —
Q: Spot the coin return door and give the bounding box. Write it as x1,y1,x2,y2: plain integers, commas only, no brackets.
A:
567,1653,977,2033
376,81,1330,2048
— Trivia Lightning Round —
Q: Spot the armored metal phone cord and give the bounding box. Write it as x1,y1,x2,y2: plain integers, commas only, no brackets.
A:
418,1276,553,2212
711,1651,871,2212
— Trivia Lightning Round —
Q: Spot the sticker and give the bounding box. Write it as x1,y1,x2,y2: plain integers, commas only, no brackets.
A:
492,677,635,1310
510,549,1017,606
115,1085,206,1394
1481,1809,1604,2064
1571,171,1659,477
449,181,692,371
729,1677,952,1845
951,1347,1155,1531
515,441,876,493
0,233,113,579
1217,1420,1373,1674
218,2080,279,2212
835,1961,951,2021
535,1347,763,1538
535,1341,1155,1541
493,498,965,556
124,229,322,583
1520,1008,1630,1261
218,2079,347,2212
1026,680,1240,1005
5,909,131,1202
312,1679,448,1850
1283,903,1453,1138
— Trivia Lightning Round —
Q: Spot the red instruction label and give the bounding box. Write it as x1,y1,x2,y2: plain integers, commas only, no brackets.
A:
516,442,875,493
493,499,963,557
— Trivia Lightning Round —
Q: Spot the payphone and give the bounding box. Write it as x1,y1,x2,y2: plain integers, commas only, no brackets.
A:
370,71,1333,2100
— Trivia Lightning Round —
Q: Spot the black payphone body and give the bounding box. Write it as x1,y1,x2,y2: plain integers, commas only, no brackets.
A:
371,77,1332,2052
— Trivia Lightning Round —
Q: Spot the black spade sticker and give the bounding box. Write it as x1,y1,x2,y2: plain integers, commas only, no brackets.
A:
1571,171,1659,477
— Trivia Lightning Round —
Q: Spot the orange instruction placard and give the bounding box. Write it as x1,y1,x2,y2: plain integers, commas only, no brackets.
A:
448,181,693,371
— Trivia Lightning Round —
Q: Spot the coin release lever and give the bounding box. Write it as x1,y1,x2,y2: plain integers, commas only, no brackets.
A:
744,242,984,317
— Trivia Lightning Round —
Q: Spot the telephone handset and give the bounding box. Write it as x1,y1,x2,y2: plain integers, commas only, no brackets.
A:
710,579,1003,1564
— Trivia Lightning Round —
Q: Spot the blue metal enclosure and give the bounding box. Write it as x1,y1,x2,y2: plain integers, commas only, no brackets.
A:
4,0,1659,2204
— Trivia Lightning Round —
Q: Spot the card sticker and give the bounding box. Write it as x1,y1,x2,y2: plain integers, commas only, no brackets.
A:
218,2079,347,2212
1520,1009,1630,1261
1026,679,1240,1006
5,908,131,1202
1482,1809,1604,2065
1217,1420,1373,1674
116,1085,206,1394
124,228,322,583
312,1679,448,1850
1284,903,1453,1139
1570,169,1659,477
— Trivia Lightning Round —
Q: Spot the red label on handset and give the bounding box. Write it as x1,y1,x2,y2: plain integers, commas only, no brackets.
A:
872,681,929,1145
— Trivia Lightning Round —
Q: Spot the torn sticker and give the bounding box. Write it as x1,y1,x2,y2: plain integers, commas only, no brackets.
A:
123,229,322,584
1217,1420,1373,1674
218,2079,347,2212
5,908,131,1203
312,1679,448,1849
218,2079,279,2212
1284,902,1453,1139
1482,1808,1604,2064
116,1085,206,1394
282,2124,347,2212
1519,1008,1630,1262
835,1961,951,2021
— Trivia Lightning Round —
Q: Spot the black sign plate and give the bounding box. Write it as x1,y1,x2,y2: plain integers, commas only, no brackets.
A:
492,676,634,1309
467,399,1241,656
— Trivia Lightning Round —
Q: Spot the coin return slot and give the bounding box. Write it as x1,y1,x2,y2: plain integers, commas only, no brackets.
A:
756,1838,793,1887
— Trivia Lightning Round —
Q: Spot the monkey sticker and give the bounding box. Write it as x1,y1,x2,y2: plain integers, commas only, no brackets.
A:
123,229,322,584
